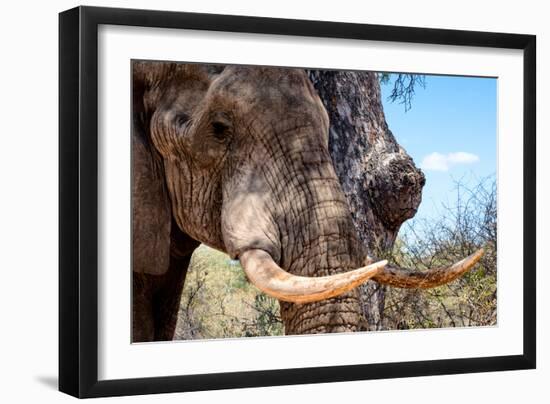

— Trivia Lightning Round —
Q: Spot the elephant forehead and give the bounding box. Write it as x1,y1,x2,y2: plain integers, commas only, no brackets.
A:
225,65,306,82
212,66,309,98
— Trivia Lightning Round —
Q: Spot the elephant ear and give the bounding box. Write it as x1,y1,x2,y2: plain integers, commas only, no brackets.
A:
132,131,172,276
132,61,172,276
132,60,179,126
132,61,212,275
132,62,148,124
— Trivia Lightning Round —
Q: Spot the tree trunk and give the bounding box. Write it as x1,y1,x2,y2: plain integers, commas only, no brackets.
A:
307,70,426,330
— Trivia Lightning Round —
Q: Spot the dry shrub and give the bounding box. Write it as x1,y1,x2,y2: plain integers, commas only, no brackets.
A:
175,245,282,340
382,176,497,330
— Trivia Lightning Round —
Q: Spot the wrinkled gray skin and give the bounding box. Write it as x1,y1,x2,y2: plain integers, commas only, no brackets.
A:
133,62,372,341
132,63,207,341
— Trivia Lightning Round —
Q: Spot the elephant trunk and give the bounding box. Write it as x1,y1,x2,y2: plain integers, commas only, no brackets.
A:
224,123,375,333
276,168,372,334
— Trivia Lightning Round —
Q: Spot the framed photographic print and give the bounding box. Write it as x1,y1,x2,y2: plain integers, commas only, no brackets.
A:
59,6,536,398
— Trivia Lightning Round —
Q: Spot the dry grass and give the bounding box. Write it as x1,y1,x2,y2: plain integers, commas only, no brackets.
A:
175,245,283,340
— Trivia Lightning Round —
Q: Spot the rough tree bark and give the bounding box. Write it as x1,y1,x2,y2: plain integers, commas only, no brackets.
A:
307,70,426,330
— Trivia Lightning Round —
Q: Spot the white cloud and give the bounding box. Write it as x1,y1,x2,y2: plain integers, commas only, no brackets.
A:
421,152,480,172
447,152,480,164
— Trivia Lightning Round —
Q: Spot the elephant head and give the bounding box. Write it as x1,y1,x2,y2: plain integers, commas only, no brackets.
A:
139,63,483,335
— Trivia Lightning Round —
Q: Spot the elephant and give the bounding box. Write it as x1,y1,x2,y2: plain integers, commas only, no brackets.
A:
132,61,483,342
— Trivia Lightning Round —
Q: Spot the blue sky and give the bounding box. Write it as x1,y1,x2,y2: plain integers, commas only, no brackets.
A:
380,74,497,224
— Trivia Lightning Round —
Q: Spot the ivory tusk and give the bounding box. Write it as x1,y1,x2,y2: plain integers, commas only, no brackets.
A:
239,249,387,304
372,248,485,289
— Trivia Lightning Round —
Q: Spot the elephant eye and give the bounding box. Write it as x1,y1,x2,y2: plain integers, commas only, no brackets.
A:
175,113,189,127
212,121,231,141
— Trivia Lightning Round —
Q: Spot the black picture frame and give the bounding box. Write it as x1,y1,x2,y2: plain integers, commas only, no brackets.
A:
59,5,536,398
